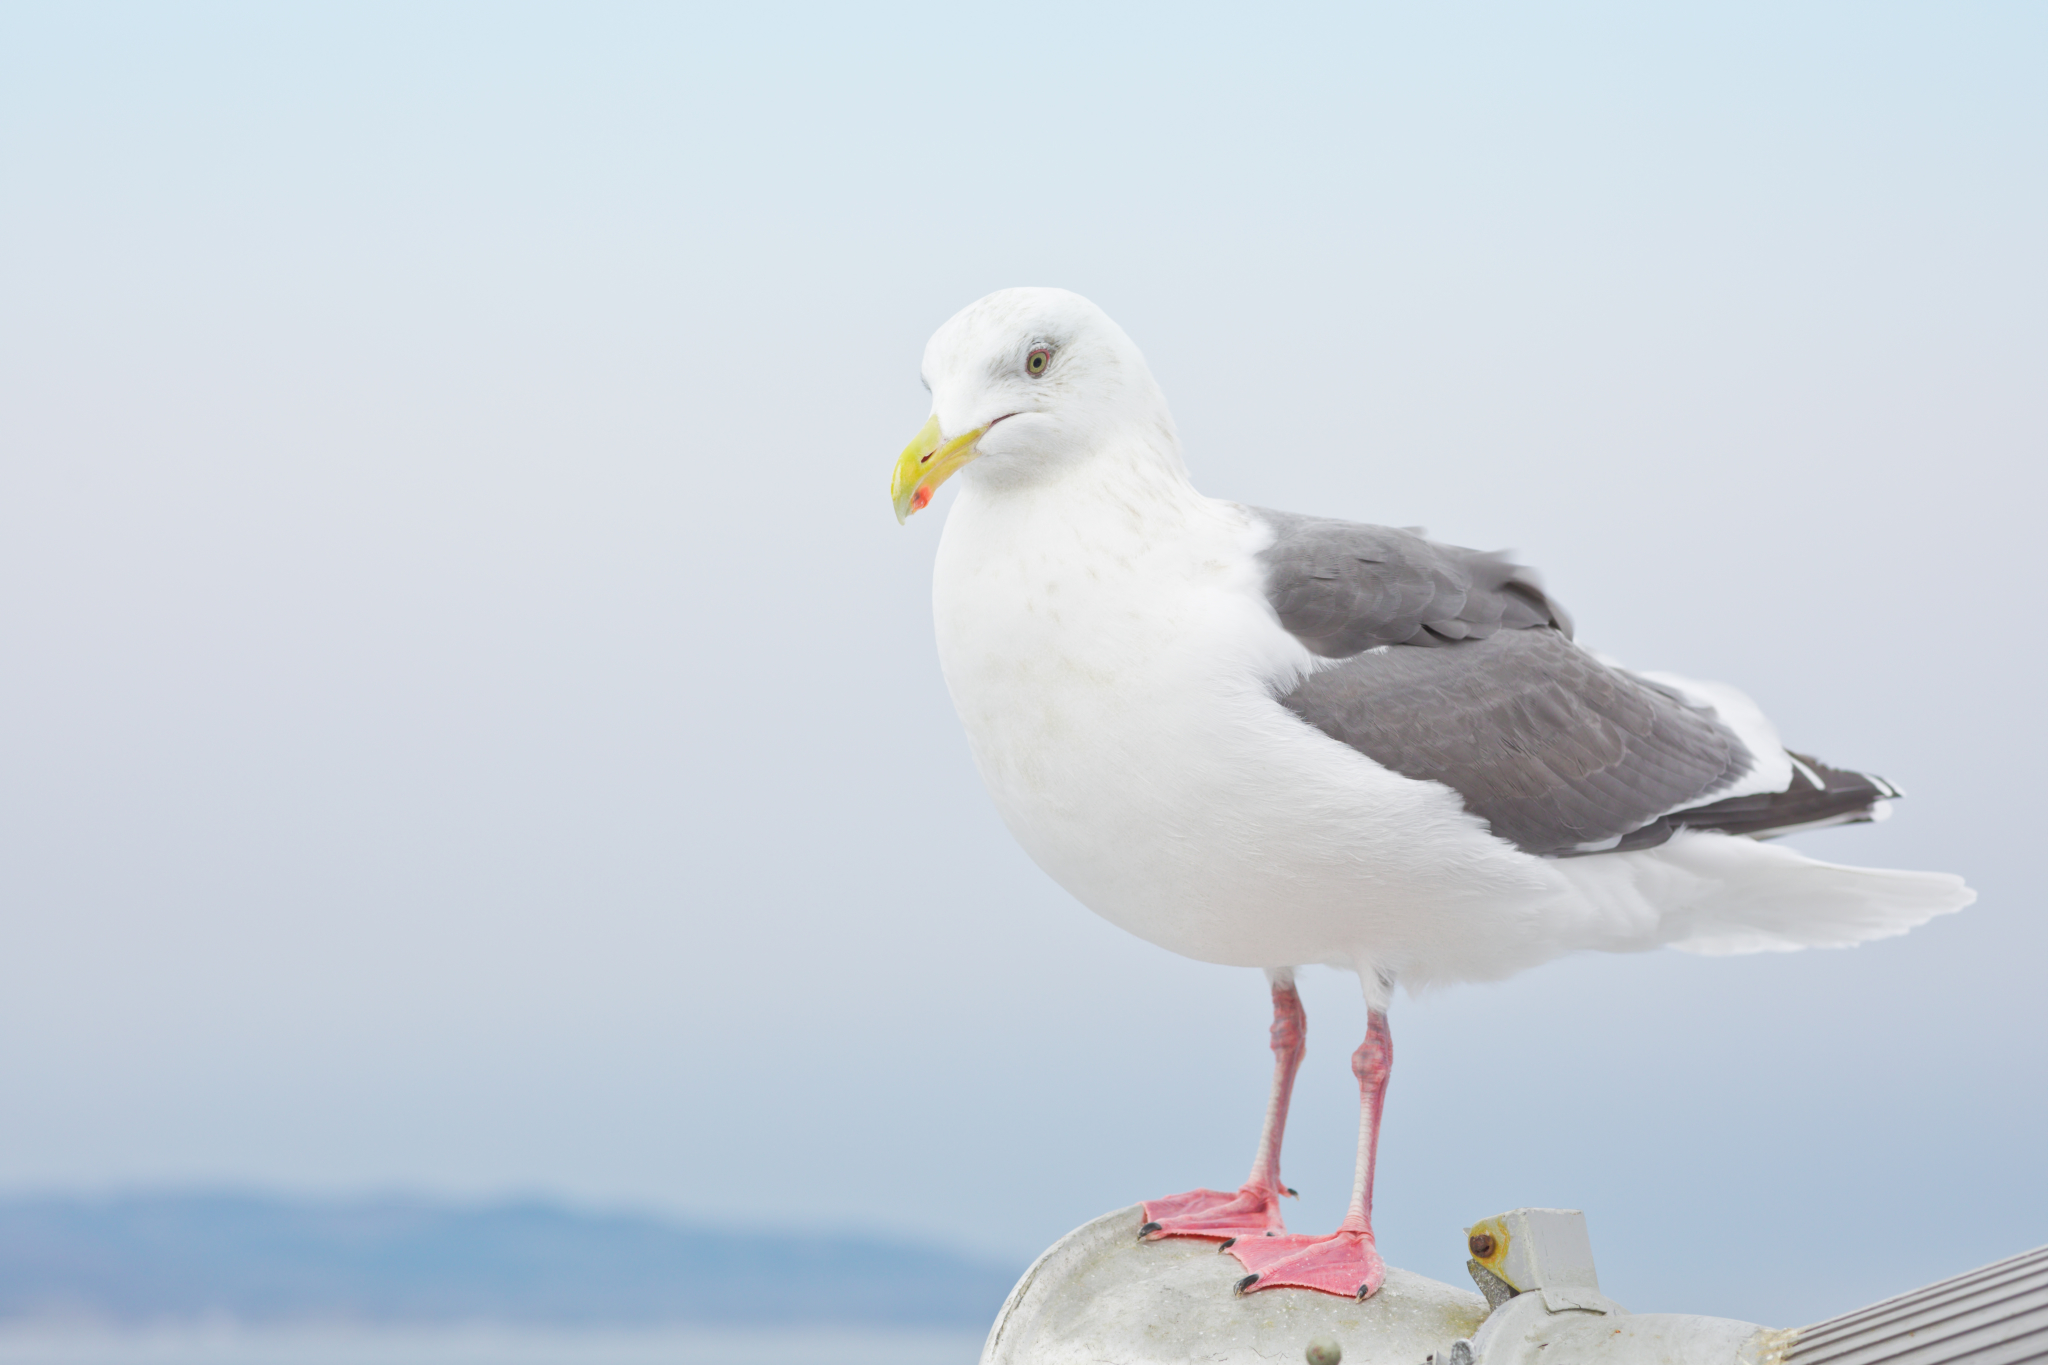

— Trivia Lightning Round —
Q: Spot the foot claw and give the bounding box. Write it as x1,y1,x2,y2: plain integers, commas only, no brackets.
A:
1286,1187,1299,1198
1234,1274,1260,1295
1138,1221,1162,1241
1218,1238,1236,1252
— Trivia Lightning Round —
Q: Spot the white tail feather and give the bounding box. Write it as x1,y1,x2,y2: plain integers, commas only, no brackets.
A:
1551,829,1974,956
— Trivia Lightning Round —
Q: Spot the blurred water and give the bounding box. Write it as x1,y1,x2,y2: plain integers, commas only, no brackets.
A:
0,1326,984,1365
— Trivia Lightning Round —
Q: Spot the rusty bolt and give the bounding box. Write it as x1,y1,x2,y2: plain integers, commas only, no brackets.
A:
1469,1233,1497,1258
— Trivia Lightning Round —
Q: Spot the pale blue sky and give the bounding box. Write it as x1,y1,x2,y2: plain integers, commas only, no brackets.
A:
1,1,2043,1329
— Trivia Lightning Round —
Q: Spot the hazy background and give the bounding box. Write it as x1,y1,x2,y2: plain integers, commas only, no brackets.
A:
2,0,2042,1332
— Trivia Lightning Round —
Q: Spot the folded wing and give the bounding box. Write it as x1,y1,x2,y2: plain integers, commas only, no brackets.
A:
1253,509,1892,857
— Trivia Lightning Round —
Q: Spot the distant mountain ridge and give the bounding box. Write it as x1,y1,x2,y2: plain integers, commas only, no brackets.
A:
0,1193,1020,1328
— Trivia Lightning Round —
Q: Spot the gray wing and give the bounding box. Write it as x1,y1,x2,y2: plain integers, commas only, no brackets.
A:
1278,628,1754,855
1252,508,1751,856
1256,509,1574,655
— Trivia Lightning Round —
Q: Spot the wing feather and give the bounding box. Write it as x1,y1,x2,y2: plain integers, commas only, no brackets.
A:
1253,508,1748,855
1252,507,1895,856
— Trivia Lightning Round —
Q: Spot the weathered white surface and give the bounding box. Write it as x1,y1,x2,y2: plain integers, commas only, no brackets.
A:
981,1205,1489,1365
1468,1292,1775,1365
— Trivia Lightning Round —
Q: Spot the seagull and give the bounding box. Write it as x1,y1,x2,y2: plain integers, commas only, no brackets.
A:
887,287,1972,1302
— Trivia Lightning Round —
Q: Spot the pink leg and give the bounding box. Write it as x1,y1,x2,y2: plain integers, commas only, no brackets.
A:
1228,1008,1392,1300
1139,971,1305,1243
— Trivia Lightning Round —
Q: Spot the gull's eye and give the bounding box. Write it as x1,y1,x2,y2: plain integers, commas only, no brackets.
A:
1026,347,1052,376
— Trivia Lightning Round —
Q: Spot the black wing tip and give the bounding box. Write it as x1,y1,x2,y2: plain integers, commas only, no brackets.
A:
1789,751,1901,802
1551,752,1901,857
1661,751,1899,844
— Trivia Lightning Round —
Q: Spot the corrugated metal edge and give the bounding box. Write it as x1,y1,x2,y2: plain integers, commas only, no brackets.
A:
1781,1243,2048,1365
1796,1278,2047,1364
1793,1258,2047,1364
1801,1249,2048,1348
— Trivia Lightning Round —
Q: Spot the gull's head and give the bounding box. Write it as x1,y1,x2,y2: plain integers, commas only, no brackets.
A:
890,287,1172,522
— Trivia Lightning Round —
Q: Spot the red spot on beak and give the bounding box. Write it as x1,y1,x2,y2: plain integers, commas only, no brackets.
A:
911,485,933,512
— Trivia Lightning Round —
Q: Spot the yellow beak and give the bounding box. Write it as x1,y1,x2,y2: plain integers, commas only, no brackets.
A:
890,414,990,523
